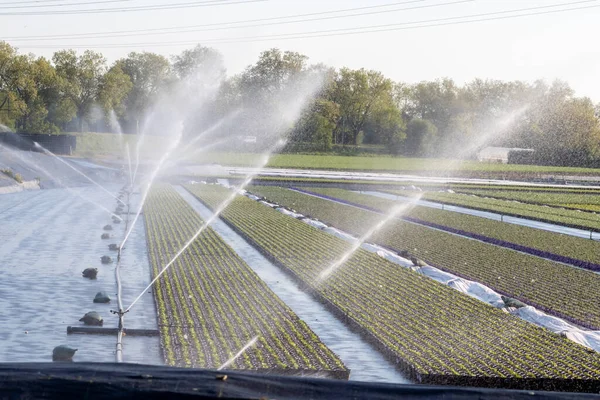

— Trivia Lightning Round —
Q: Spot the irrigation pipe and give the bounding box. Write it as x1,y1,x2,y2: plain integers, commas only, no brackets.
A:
112,187,130,363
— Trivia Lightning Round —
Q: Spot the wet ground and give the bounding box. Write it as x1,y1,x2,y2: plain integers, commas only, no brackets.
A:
0,186,161,364
175,185,410,384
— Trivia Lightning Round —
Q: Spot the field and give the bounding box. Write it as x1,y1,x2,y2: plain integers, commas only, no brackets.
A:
246,186,600,330
185,184,600,391
73,132,600,177
389,190,600,232
452,188,600,212
295,187,600,269
144,184,348,376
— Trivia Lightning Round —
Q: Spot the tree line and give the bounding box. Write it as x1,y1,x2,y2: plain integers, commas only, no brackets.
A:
1,41,599,166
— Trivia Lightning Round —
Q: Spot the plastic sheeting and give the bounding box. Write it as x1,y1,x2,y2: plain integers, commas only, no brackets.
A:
276,208,304,219
513,306,577,332
216,179,230,188
242,188,600,354
447,278,505,308
564,331,600,353
513,307,600,352
375,250,415,269
323,227,357,243
416,266,459,284
302,218,328,230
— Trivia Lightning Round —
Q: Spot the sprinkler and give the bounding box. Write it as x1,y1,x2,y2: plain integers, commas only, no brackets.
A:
103,225,113,231
101,233,111,240
80,311,103,326
108,244,119,251
101,255,113,264
93,292,111,304
82,268,98,279
52,345,77,362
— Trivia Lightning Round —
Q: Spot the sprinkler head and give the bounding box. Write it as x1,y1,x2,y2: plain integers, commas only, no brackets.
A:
82,268,98,279
101,255,113,264
101,233,111,240
93,291,111,304
80,311,103,326
52,345,77,362
103,225,113,231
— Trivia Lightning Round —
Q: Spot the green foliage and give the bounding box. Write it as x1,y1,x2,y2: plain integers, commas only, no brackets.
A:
405,118,437,156
306,187,600,267
53,49,108,132
144,184,346,372
116,51,173,133
97,64,132,119
412,190,600,232
329,68,399,146
248,186,600,330
2,42,599,167
190,184,600,385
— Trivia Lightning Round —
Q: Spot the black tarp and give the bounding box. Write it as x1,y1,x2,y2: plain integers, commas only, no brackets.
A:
0,363,598,400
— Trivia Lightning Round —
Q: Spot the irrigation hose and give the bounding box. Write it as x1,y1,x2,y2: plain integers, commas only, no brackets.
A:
114,188,130,363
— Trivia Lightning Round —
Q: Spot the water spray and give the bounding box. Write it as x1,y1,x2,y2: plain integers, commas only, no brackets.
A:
318,193,423,283
33,142,126,206
176,109,241,155
126,139,286,312
0,144,123,220
119,132,183,251
125,142,133,190
217,336,259,371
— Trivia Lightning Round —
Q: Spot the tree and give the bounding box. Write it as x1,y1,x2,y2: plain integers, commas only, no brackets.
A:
329,68,394,145
97,64,132,120
172,45,225,82
522,81,600,166
53,49,107,132
235,49,315,144
238,48,309,104
117,52,173,133
294,99,339,151
405,118,438,156
0,42,67,133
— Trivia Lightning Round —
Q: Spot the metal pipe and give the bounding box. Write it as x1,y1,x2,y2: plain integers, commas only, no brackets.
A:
114,189,130,363
67,326,158,336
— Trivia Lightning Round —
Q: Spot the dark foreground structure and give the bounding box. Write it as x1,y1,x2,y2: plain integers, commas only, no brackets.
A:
0,363,598,400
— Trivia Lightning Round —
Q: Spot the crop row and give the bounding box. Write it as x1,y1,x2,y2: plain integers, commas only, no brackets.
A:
247,185,600,330
248,176,600,195
297,187,600,269
387,189,600,232
456,188,600,207
143,184,347,375
186,184,600,391
454,189,600,213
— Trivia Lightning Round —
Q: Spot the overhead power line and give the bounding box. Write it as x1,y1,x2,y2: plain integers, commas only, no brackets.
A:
0,0,113,4
13,0,598,49
0,0,133,9
0,0,264,15
3,0,426,40
6,0,475,42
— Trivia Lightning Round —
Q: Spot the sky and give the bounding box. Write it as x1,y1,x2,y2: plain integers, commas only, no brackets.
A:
1,0,599,101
